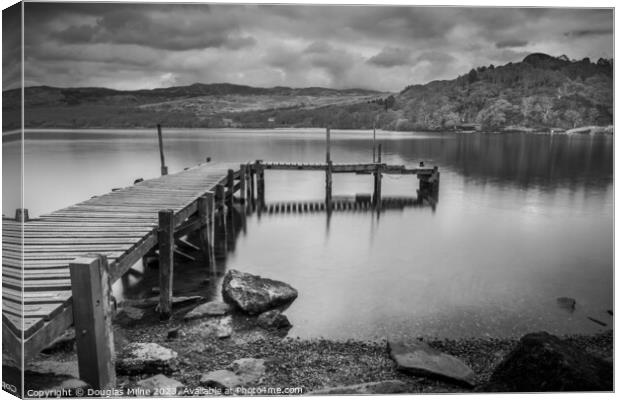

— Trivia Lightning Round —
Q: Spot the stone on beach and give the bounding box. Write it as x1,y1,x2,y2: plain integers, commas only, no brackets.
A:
311,380,408,394
387,339,476,387
257,309,292,330
200,358,266,388
184,301,231,320
116,343,178,375
216,316,233,339
483,331,612,392
136,374,184,395
222,269,298,315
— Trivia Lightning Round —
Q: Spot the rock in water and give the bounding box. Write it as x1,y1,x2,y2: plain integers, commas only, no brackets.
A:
484,331,612,392
222,269,298,315
387,339,476,387
116,343,178,375
557,297,576,311
185,301,231,320
311,380,407,394
257,310,292,329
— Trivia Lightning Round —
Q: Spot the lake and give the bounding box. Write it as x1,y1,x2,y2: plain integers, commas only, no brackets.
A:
2,128,613,340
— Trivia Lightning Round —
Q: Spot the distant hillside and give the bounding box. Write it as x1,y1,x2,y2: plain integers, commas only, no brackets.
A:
2,53,613,131
2,83,384,130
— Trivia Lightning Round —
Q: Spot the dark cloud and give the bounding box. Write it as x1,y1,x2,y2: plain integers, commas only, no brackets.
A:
495,39,529,49
564,28,613,38
367,47,412,67
3,3,22,90
16,4,614,92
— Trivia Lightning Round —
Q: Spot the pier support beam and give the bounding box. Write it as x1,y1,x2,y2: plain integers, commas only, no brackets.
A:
198,193,215,268
373,144,382,210
214,184,227,259
69,254,116,390
227,169,235,209
158,209,174,320
240,164,247,205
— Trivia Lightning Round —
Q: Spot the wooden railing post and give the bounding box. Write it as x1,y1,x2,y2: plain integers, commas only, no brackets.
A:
157,124,168,176
69,254,116,390
158,209,174,320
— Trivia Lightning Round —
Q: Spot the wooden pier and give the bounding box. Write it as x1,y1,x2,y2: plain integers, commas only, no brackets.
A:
2,128,439,390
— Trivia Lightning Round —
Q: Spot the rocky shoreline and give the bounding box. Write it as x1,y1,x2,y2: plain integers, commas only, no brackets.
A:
17,270,613,395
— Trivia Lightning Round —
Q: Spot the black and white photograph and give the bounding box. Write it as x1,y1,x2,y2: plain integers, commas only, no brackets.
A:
1,1,615,397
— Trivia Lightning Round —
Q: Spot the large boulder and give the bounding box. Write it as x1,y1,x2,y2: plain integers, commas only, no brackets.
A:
222,270,298,315
387,339,476,387
483,332,612,392
116,343,178,375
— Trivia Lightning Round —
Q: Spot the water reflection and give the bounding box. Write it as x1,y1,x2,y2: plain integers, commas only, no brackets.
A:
6,129,613,339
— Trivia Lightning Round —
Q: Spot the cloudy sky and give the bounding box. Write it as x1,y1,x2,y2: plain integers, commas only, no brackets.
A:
3,3,614,92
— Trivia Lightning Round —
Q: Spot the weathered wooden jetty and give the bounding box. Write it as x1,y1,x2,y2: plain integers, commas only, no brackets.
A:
2,127,439,390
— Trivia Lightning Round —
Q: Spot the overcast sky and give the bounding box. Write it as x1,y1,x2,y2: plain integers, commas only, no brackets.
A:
3,3,614,92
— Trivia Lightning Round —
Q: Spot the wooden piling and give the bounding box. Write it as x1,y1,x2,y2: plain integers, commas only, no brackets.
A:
157,124,168,176
256,161,265,211
198,194,215,267
214,184,227,259
15,208,29,222
372,121,376,163
227,169,235,208
158,209,174,320
374,144,382,210
239,164,247,205
69,255,116,390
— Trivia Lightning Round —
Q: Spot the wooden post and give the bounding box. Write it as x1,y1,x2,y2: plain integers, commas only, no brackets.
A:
256,161,265,211
325,127,332,211
158,209,174,320
198,194,214,266
326,127,331,163
373,165,382,210
227,169,235,208
157,124,168,176
69,255,116,390
240,164,247,205
205,192,216,268
214,184,227,259
325,161,333,211
372,121,376,163
15,208,29,222
373,144,382,210
249,166,256,209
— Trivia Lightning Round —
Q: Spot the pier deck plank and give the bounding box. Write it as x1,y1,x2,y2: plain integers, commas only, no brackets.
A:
2,162,231,359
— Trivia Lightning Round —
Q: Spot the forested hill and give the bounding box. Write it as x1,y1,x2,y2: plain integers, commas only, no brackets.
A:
3,53,613,131
392,53,613,131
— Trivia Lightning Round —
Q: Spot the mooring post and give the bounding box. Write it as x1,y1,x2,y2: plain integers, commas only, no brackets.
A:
240,164,247,205
69,254,116,390
214,184,227,259
325,127,333,211
373,144,382,210
157,124,168,176
158,209,174,320
372,121,376,163
14,208,29,222
256,161,265,211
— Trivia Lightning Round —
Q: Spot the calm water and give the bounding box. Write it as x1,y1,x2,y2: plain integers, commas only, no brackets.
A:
2,129,614,339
